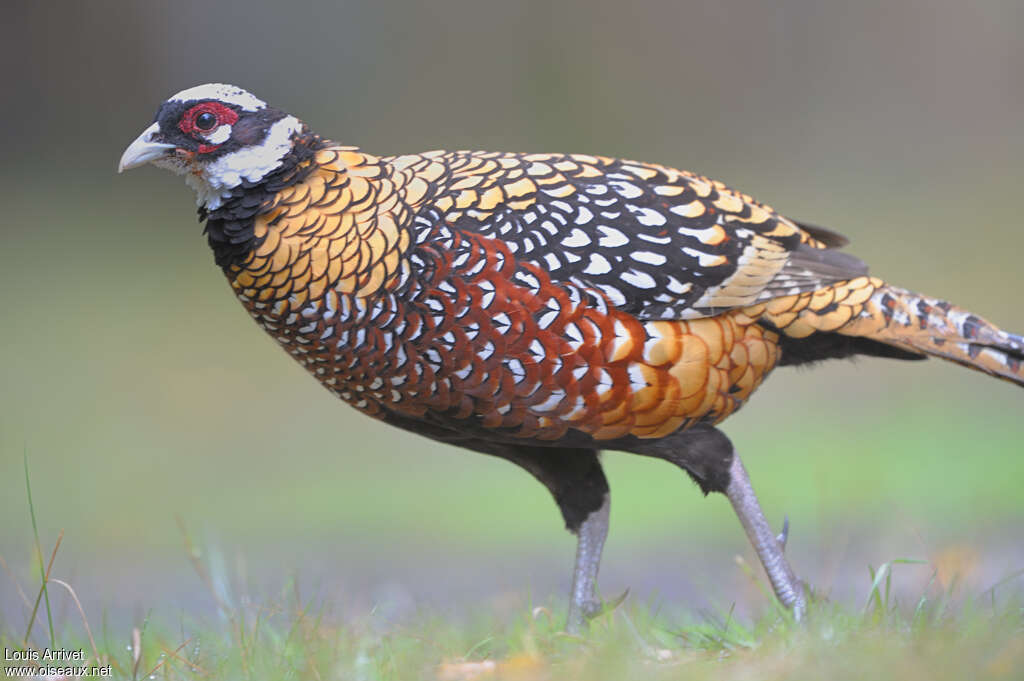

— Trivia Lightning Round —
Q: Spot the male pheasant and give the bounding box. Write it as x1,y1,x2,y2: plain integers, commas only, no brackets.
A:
120,84,1024,631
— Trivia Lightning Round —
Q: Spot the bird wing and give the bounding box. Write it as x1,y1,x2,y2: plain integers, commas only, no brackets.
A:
404,151,866,320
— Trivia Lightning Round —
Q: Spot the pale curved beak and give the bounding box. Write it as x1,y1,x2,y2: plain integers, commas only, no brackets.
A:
118,122,176,173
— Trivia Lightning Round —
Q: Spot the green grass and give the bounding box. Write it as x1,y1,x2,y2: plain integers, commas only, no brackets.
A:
3,464,1023,680
3,529,1023,681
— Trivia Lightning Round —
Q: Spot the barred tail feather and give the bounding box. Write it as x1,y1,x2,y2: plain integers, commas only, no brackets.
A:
840,285,1024,387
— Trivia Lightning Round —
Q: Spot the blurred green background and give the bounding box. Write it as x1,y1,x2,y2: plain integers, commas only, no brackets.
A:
2,1,1022,628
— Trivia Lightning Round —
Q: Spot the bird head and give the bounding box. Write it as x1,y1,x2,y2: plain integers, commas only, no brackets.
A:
118,83,305,210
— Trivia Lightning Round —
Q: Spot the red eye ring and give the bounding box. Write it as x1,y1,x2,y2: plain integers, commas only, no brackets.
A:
179,102,239,135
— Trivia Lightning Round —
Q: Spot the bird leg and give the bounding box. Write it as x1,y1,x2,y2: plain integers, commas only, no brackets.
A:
456,441,611,635
566,492,610,634
621,427,805,620
724,453,806,619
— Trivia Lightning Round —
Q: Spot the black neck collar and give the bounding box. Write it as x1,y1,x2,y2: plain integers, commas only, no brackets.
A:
199,130,326,269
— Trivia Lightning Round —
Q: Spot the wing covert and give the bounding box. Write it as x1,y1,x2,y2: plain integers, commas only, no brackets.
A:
400,150,866,320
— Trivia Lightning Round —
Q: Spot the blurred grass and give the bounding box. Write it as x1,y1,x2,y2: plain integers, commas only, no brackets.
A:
3,531,1023,681
2,437,1022,679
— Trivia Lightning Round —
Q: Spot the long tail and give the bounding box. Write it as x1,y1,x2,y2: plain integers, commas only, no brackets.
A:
759,277,1024,387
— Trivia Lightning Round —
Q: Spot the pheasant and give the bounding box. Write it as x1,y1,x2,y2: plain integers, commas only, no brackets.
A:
120,84,1024,631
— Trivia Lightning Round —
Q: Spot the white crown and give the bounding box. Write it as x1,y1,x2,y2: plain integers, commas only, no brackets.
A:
168,83,266,112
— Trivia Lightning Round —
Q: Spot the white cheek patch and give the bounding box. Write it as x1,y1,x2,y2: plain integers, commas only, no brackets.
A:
203,124,232,145
188,115,303,210
169,83,266,112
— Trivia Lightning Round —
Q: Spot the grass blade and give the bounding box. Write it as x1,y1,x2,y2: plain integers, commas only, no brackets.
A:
23,447,55,648
864,559,929,617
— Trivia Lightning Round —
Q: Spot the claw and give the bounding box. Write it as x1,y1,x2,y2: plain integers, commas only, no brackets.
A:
777,515,790,551
604,587,631,613
582,588,631,621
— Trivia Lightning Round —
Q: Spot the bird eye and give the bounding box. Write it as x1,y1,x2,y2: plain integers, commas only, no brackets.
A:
195,112,218,130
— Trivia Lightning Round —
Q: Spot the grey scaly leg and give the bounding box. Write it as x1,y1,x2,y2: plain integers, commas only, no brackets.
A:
566,492,610,634
449,441,611,634
724,453,806,619
624,427,805,619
